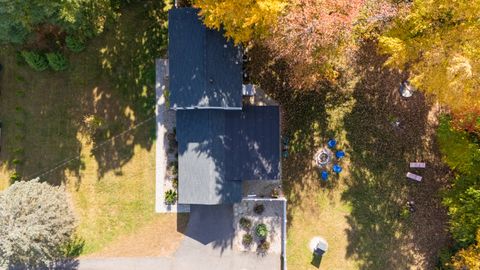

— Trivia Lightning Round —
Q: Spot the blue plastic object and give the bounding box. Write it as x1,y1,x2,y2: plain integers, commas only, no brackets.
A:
282,150,289,158
336,150,345,159
333,164,342,173
321,171,328,181
327,139,337,148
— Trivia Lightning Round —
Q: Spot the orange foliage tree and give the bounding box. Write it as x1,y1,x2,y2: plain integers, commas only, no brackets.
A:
266,0,365,89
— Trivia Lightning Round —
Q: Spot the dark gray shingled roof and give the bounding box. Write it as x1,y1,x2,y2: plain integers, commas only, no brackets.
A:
176,106,281,205
224,106,281,181
168,8,243,109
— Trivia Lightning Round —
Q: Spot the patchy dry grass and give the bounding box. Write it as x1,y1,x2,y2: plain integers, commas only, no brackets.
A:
86,214,189,258
69,138,157,254
0,2,182,255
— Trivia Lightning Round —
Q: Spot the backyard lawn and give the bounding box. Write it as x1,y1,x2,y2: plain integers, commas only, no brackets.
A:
0,2,454,268
249,43,452,269
0,2,187,255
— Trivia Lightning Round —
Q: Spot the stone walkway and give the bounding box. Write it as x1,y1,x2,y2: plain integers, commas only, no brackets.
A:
155,59,189,213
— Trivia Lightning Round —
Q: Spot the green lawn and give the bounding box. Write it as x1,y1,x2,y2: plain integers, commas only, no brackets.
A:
249,43,452,269
0,2,182,255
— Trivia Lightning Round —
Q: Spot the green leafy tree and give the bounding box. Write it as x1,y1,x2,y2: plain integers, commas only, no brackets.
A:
21,51,48,71
0,0,114,45
443,181,480,246
450,230,480,270
65,35,86,53
46,52,69,71
438,117,480,246
437,117,480,176
0,179,77,269
379,0,480,120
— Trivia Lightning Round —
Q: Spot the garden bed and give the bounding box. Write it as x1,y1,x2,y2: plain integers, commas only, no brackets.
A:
163,113,179,208
233,199,283,254
155,58,188,213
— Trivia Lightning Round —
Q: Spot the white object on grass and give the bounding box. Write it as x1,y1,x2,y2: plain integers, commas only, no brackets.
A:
410,162,426,168
309,236,328,254
406,172,422,182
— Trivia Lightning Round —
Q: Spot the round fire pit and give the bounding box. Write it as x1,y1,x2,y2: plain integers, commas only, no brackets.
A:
315,148,332,167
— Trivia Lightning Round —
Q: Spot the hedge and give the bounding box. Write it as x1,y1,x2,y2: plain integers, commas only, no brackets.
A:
21,51,48,71
46,52,68,71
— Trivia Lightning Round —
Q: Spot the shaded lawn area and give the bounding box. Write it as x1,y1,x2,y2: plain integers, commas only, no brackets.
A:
0,2,186,255
249,42,452,269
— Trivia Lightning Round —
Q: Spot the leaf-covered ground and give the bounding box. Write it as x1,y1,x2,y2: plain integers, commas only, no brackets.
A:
249,42,452,270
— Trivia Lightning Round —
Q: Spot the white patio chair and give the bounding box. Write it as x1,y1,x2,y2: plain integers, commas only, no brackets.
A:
406,172,422,182
410,162,426,168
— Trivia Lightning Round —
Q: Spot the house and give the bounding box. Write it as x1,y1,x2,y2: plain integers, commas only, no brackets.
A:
168,8,281,205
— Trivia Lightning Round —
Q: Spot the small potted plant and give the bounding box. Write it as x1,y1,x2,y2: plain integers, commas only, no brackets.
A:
242,234,253,246
172,178,178,189
271,187,280,198
254,204,265,215
255,223,268,239
169,161,178,176
239,217,252,230
257,240,270,253
164,189,177,205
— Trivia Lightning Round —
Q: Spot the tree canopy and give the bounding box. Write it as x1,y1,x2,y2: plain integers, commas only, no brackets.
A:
266,0,367,88
438,118,480,247
379,0,480,119
450,229,480,270
0,179,76,269
0,0,114,44
192,0,287,44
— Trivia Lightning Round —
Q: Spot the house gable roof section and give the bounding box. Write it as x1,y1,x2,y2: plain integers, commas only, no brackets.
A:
176,109,243,205
225,106,281,181
168,8,243,110
176,106,280,205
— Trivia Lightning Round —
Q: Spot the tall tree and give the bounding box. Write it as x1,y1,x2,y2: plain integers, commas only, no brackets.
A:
0,0,114,45
438,117,480,247
192,0,287,44
266,0,366,88
0,179,77,269
379,0,480,121
450,230,480,270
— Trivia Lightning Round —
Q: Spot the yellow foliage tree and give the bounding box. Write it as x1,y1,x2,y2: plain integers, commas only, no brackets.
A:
451,230,480,269
192,0,287,44
379,0,480,118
